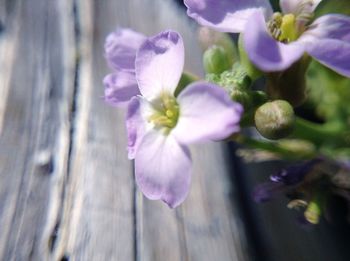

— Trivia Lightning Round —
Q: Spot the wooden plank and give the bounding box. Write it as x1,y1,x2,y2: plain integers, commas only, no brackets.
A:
53,0,136,260
0,0,76,260
0,0,250,260
181,143,248,261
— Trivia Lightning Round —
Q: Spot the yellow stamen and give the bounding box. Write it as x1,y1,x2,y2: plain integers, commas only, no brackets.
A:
148,92,179,131
279,14,298,42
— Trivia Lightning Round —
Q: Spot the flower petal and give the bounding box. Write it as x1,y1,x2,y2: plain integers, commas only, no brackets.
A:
301,14,350,42
252,182,285,202
135,30,184,100
103,72,140,107
172,82,243,144
306,39,350,77
126,96,155,159
270,159,321,185
280,0,322,15
135,131,192,208
105,28,146,72
243,10,305,71
184,0,272,33
298,14,350,77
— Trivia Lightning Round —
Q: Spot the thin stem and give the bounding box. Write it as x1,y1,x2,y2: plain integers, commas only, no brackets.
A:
293,117,345,146
235,135,315,160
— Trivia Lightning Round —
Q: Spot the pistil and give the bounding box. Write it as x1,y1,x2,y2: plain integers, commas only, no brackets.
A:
268,12,299,43
149,92,179,131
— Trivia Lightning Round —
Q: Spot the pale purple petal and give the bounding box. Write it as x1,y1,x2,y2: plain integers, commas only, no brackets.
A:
126,96,155,159
280,0,322,15
184,0,272,33
301,14,350,42
298,14,350,77
103,72,140,107
135,131,192,208
243,10,305,71
135,30,184,100
172,82,243,144
306,39,350,77
105,28,146,72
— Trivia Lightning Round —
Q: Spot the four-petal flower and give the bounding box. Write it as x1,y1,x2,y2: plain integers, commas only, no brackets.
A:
185,0,350,77
127,31,243,207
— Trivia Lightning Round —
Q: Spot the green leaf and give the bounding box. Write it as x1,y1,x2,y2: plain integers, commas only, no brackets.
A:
315,0,350,17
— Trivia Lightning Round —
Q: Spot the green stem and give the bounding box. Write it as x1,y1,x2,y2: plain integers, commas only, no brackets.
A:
293,117,344,146
235,135,313,160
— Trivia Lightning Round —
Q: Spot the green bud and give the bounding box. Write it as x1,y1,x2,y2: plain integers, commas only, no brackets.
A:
197,27,238,61
304,201,321,225
205,73,221,84
238,34,262,80
254,100,295,140
217,64,252,91
203,45,232,74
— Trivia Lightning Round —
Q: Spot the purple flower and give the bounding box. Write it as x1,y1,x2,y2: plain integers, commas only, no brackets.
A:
253,159,321,202
270,158,321,185
184,0,350,77
103,29,146,107
253,182,285,203
127,30,243,208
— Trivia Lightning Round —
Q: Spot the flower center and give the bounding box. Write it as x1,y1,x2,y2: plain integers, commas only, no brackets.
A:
268,0,315,44
149,92,179,131
267,12,299,43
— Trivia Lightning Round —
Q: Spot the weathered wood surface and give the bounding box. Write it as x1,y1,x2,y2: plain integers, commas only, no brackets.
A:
0,0,249,260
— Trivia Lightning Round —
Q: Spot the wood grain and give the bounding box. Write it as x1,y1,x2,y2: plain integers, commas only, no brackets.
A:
0,0,249,260
0,0,75,260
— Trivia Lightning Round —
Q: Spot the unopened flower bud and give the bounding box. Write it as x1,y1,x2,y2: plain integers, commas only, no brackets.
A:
203,45,233,74
304,201,321,224
215,63,252,92
198,27,237,60
255,100,295,140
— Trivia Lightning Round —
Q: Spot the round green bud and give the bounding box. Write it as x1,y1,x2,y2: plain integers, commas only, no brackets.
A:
197,27,238,61
254,100,295,140
203,45,232,74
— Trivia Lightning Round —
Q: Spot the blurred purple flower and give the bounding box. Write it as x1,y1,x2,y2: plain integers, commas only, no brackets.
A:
253,182,285,203
184,0,350,77
127,30,243,207
253,159,321,202
103,29,146,107
270,158,321,185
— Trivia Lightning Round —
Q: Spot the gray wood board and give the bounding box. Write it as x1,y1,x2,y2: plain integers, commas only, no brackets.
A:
0,0,248,260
